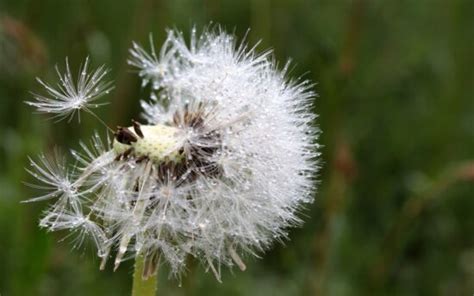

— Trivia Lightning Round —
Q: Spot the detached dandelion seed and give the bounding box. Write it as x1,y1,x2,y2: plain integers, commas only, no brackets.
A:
26,26,320,294
26,57,114,122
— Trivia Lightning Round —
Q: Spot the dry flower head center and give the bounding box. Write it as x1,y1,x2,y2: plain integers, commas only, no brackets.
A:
113,105,223,186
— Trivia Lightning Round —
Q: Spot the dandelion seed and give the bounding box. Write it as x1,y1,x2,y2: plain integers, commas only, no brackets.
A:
128,34,177,90
24,150,77,203
26,57,114,122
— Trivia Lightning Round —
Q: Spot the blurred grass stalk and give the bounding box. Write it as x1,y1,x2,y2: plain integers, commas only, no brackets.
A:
371,161,474,288
312,135,357,295
311,0,364,293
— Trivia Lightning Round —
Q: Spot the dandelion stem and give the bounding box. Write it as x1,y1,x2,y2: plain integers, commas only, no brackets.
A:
132,255,157,296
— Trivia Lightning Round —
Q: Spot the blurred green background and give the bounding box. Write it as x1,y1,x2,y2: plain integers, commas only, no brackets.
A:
0,0,473,295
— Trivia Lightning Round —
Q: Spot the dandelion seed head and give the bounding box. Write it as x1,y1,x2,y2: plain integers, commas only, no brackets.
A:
26,26,319,280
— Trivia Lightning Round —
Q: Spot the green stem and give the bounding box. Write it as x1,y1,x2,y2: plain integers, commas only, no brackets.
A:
132,255,157,296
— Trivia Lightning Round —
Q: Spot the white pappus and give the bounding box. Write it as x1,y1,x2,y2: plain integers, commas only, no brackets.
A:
26,57,114,122
26,27,320,281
